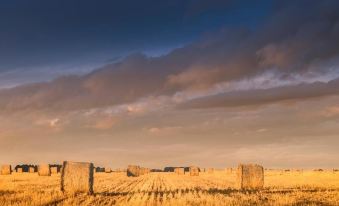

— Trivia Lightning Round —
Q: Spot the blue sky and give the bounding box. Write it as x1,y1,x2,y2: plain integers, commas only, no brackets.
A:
0,0,273,87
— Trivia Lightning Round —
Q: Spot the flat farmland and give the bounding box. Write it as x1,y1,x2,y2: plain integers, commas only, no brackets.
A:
0,171,339,206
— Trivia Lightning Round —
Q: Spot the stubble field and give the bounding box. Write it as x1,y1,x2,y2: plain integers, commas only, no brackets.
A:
0,170,339,206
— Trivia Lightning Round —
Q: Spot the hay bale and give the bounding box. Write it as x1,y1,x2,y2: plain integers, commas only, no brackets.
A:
139,167,151,175
60,161,94,194
105,168,112,173
146,168,151,174
189,166,199,176
207,168,214,174
237,164,264,189
17,167,23,173
139,167,145,175
29,166,36,173
38,164,51,176
127,165,140,177
1,165,12,175
174,167,185,175
117,168,127,172
225,168,233,173
139,167,149,175
51,166,59,174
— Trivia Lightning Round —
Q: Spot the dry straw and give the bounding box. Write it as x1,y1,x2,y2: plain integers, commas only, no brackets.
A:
189,166,199,176
237,164,264,189
17,167,23,173
207,168,214,174
139,167,145,175
1,165,12,175
147,168,151,174
29,166,36,173
225,168,233,173
139,167,151,175
60,161,94,195
115,168,122,172
38,164,51,176
51,166,59,174
174,167,185,175
105,168,112,173
127,165,140,177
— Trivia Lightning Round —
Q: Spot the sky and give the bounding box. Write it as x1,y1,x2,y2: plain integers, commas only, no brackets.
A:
0,0,339,169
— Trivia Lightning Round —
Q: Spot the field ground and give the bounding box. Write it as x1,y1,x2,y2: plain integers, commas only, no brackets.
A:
0,170,339,206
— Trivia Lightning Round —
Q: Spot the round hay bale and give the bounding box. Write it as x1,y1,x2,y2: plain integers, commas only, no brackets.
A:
105,168,112,173
189,166,199,176
38,164,51,176
29,166,36,173
237,164,264,190
207,168,214,174
61,161,94,195
1,165,12,175
17,167,23,173
174,167,185,175
51,166,60,174
127,165,140,177
225,168,233,174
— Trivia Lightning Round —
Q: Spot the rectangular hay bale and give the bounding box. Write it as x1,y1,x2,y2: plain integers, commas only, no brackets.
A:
17,167,23,173
237,164,264,189
38,164,51,176
189,166,199,176
1,165,12,175
61,161,94,194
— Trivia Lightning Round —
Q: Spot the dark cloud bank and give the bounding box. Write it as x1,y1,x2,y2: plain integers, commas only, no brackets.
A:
1,0,339,112
180,78,339,109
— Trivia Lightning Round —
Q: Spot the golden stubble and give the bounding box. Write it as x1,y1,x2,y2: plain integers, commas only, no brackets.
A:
0,170,339,205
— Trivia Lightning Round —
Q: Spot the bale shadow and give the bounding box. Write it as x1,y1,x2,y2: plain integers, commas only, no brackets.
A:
97,191,130,197
263,188,339,194
0,190,15,196
292,200,332,206
39,197,68,206
94,187,339,200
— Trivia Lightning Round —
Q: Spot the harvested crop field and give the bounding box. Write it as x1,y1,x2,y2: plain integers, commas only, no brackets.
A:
0,170,338,206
